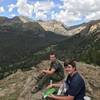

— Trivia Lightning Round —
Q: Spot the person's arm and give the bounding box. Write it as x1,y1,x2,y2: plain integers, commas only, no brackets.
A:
48,94,74,100
42,68,56,75
47,79,64,89
47,83,62,89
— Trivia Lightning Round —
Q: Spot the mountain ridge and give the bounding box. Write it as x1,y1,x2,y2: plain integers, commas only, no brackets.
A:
0,16,100,79
0,16,100,100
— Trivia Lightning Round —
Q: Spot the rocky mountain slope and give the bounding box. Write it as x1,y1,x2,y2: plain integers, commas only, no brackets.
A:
0,16,69,79
0,16,100,79
0,60,100,100
0,16,69,66
38,20,70,36
55,20,100,66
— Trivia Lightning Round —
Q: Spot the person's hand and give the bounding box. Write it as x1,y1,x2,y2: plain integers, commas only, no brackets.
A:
41,69,47,73
46,84,53,89
48,94,55,98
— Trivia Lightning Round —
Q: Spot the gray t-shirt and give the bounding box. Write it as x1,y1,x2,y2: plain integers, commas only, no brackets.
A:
50,60,65,79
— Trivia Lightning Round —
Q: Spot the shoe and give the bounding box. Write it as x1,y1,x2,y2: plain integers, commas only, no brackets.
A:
31,86,40,94
35,73,45,81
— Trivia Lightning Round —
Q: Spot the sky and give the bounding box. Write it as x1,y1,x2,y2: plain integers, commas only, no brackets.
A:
0,0,100,26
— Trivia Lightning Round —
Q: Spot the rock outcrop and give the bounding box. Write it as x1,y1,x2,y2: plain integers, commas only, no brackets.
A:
0,60,100,100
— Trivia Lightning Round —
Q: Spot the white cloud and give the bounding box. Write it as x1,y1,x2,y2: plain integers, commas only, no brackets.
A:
33,1,55,20
86,11,100,21
8,0,34,17
0,6,4,13
54,0,100,25
16,0,33,17
7,0,100,25
52,9,82,25
7,0,55,20
8,4,16,12
35,11,47,20
10,14,16,17
34,1,54,11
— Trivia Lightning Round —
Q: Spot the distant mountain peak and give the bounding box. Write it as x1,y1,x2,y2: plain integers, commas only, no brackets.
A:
18,16,33,23
11,16,22,23
11,16,33,23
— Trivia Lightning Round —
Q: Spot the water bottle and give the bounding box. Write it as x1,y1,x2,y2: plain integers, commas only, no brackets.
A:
50,80,52,85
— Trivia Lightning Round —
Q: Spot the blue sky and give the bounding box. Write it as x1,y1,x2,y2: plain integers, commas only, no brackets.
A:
0,0,100,26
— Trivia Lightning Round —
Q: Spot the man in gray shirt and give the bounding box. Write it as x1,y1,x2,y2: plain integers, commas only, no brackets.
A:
31,52,65,94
